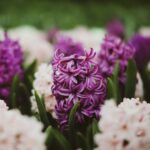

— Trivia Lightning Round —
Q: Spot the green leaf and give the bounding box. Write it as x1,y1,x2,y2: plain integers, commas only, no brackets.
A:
76,132,91,150
86,124,93,148
92,119,99,135
11,93,17,108
45,126,53,148
125,59,137,98
69,101,80,131
86,119,100,149
34,91,50,126
53,128,71,150
24,60,37,76
26,75,34,91
19,83,30,98
45,126,71,150
68,101,80,148
9,75,20,108
107,77,115,99
19,83,31,115
112,63,121,103
23,60,37,92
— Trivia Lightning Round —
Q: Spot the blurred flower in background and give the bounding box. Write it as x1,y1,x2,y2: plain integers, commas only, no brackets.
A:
106,19,125,39
140,27,150,37
131,34,150,70
54,36,84,56
98,35,135,83
59,26,106,53
9,26,53,65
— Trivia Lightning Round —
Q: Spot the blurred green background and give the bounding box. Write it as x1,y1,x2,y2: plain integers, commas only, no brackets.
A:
0,0,150,31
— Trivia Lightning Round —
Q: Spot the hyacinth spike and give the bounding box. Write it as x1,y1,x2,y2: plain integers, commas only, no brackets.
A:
0,33,23,101
98,34,135,84
52,47,106,130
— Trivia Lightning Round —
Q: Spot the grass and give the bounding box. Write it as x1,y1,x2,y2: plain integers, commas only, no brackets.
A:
0,0,150,31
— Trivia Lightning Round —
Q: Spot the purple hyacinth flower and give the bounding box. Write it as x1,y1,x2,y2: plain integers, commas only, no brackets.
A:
130,34,150,70
106,19,125,39
98,35,135,83
0,33,23,101
52,49,106,130
54,36,85,56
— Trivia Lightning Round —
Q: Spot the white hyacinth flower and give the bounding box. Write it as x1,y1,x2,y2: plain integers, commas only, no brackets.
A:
60,26,106,53
0,100,8,111
0,110,46,150
30,63,57,118
9,25,53,64
95,98,150,150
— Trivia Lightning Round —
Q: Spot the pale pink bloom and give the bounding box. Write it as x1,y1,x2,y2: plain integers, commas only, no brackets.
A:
30,63,56,118
0,110,46,150
135,73,143,98
95,98,150,150
0,100,8,111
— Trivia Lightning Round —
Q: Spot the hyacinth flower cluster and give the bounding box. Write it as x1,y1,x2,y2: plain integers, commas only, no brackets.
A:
0,100,46,150
95,98,150,150
54,36,84,56
131,34,150,70
0,33,23,101
52,49,106,130
106,19,125,39
98,35,135,83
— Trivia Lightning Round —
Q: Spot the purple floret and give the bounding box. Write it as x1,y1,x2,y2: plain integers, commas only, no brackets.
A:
0,33,23,101
98,35,135,83
52,49,106,130
54,36,84,56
